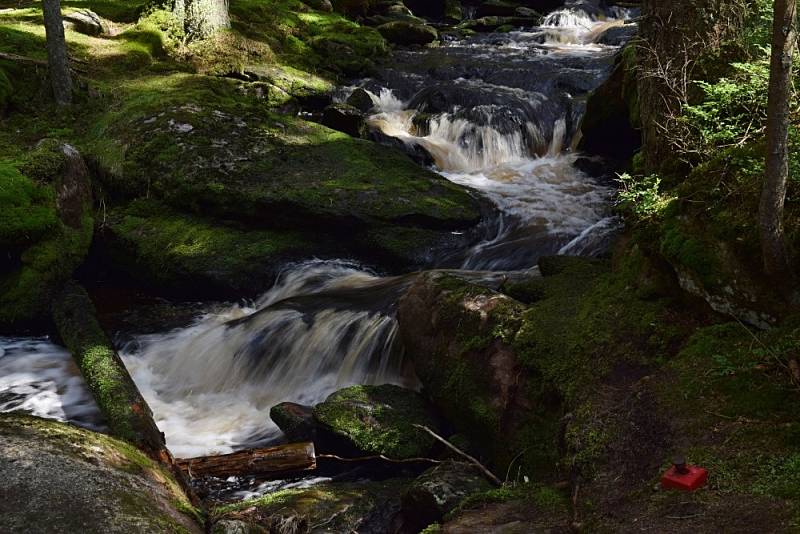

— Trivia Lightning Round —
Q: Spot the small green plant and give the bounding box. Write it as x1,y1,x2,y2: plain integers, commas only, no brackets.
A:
616,173,665,218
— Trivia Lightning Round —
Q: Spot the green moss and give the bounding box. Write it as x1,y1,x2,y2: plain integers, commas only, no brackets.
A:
1,413,199,532
105,199,315,294
51,282,165,452
313,384,438,459
0,162,58,247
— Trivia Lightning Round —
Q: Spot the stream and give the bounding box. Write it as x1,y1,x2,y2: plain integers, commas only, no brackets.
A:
1,4,635,465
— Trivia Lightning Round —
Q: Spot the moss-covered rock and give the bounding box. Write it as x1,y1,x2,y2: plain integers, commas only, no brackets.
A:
397,271,537,471
377,20,438,46
270,402,316,442
95,95,480,232
211,479,409,532
312,384,440,459
0,141,93,329
101,200,318,297
0,413,201,533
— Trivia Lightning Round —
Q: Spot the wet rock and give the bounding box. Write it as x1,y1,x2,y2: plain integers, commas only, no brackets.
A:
595,23,638,46
347,87,377,113
368,127,436,167
441,499,546,533
0,414,201,533
401,461,493,531
459,15,540,32
377,21,439,46
63,9,109,36
322,103,368,138
211,479,409,534
270,402,317,442
312,384,440,459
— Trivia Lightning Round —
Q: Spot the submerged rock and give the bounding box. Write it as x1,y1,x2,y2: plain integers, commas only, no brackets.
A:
0,414,201,533
312,384,440,459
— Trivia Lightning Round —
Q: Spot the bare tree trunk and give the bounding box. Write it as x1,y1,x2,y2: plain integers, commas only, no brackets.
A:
41,0,72,105
184,0,230,40
760,0,796,280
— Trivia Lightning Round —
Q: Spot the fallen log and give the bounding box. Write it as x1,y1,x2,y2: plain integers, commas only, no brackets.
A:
177,442,317,479
52,281,168,459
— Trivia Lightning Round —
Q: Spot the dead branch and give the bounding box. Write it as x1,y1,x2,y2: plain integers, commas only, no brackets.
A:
412,424,502,486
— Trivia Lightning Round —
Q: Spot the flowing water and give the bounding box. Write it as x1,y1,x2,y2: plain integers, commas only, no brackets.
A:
3,4,636,458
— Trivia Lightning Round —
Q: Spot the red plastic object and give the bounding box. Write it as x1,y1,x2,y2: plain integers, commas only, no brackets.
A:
661,464,708,492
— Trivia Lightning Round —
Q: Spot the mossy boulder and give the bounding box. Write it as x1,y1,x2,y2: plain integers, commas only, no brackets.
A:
0,141,93,329
211,479,409,532
312,384,440,459
270,402,316,442
0,414,201,533
377,21,438,46
98,99,480,233
101,200,318,297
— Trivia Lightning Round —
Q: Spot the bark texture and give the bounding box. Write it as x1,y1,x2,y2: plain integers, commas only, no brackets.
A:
41,0,72,105
184,0,230,39
759,0,796,279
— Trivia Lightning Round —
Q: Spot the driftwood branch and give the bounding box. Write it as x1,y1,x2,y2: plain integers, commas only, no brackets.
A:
412,424,502,486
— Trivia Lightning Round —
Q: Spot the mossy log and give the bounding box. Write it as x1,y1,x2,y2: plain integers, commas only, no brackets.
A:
51,281,168,460
177,442,317,478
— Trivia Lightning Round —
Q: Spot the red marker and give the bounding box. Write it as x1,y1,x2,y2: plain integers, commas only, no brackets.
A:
661,456,708,492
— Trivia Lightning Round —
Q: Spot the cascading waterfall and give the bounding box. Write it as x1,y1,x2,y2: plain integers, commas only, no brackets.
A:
119,261,416,457
4,4,637,458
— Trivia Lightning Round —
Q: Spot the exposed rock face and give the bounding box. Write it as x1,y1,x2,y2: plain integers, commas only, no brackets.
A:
312,384,440,459
401,461,492,531
63,9,109,36
397,271,533,468
0,414,201,533
579,46,641,162
377,21,439,45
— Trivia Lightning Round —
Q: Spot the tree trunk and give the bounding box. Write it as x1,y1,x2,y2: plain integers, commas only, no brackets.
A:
760,0,796,280
41,0,72,105
184,0,230,40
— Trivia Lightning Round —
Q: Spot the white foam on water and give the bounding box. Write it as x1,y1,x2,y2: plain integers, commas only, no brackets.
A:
120,260,415,458
0,337,104,431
